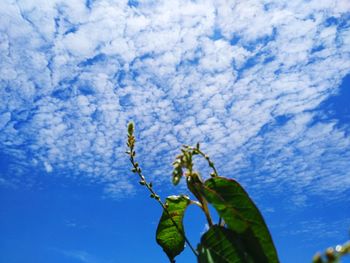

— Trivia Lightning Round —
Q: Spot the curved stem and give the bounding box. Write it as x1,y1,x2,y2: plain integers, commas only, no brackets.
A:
190,200,214,229
185,145,219,177
127,141,198,257
186,175,213,228
190,200,203,208
197,149,219,177
185,145,221,225
201,200,214,227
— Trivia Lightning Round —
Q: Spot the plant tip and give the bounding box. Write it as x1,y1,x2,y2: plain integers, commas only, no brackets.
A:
127,122,134,135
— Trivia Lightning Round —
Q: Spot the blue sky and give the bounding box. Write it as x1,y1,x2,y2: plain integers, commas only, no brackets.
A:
0,0,350,262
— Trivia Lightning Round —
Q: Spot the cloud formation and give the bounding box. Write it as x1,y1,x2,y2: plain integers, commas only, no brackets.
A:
0,0,349,198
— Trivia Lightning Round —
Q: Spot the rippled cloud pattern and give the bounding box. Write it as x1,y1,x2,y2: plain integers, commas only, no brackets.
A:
0,0,349,200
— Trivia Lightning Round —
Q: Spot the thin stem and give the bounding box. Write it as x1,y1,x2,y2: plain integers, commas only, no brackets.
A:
182,151,214,228
190,200,203,208
127,138,198,257
197,149,219,177
184,145,220,226
190,201,214,228
187,177,213,228
313,241,350,263
185,145,219,177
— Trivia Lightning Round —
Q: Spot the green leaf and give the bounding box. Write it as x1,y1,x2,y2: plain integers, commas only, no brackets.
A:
198,225,253,263
198,177,279,263
156,195,191,262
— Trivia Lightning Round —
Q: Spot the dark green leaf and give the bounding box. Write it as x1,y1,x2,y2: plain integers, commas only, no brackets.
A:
156,195,191,262
198,225,253,263
198,177,279,263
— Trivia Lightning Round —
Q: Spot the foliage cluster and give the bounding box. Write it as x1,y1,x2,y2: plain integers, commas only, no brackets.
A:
126,122,349,263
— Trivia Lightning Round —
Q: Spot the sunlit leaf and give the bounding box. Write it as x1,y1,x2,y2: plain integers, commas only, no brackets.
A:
197,177,279,263
156,195,191,262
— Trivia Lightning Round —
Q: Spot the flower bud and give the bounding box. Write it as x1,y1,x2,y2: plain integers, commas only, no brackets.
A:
127,122,134,135
343,242,350,253
325,248,335,261
312,253,323,263
172,175,181,185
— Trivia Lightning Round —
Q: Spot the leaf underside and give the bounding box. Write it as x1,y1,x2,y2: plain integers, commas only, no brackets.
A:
156,195,191,262
198,225,254,263
197,177,279,263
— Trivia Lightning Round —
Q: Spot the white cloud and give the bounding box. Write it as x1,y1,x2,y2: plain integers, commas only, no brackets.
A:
276,217,350,242
44,161,53,173
0,0,349,202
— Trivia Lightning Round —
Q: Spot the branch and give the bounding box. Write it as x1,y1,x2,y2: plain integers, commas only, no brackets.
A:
126,122,198,258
